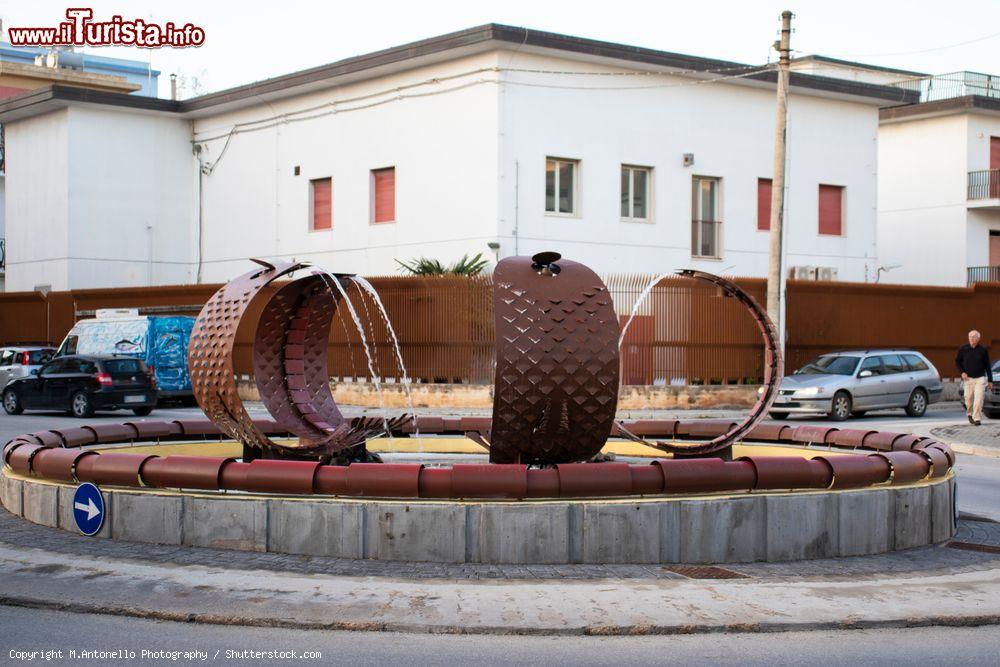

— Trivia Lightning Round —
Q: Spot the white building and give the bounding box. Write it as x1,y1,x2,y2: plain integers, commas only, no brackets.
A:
877,75,1000,286
0,24,905,292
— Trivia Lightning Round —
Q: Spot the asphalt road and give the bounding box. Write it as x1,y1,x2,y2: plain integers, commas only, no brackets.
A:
1,605,998,666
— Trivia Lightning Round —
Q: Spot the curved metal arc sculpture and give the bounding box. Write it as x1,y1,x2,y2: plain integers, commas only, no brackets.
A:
189,259,406,459
615,269,783,456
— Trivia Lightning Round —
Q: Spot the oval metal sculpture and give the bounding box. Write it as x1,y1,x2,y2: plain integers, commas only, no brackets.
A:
189,259,406,460
191,256,779,464
488,252,621,464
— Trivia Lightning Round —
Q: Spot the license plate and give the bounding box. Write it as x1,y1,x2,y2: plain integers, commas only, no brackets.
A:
774,397,790,404
124,394,146,403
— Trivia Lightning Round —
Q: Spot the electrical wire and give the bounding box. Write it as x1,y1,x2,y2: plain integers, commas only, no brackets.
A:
811,29,1000,59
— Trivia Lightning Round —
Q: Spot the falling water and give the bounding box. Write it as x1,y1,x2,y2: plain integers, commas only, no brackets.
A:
316,271,390,434
618,272,674,348
350,276,418,434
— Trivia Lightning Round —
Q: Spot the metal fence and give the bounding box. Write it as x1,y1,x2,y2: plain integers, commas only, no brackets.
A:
969,266,1000,285
2,274,999,384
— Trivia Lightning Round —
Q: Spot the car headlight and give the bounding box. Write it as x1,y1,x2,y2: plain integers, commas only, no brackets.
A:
795,386,824,397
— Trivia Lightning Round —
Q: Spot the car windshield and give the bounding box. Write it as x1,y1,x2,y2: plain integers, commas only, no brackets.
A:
26,350,54,364
796,355,860,376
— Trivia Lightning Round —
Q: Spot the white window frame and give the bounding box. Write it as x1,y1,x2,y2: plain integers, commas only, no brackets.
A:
621,165,652,223
691,176,722,259
545,157,579,217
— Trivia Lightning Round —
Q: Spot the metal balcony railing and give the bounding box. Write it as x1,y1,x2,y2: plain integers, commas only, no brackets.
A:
891,71,1000,103
968,266,1000,285
0,238,5,272
969,169,1000,200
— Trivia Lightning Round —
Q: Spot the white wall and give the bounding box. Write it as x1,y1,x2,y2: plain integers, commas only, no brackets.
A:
789,61,914,87
878,112,1000,286
192,52,501,281
66,106,195,288
497,51,880,281
3,109,70,292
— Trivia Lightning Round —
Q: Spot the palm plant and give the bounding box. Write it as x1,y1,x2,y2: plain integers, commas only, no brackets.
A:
396,253,489,276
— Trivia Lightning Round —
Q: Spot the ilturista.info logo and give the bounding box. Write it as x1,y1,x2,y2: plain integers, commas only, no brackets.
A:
7,8,205,48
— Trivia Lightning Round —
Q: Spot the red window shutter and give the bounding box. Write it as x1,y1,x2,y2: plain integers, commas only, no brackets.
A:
818,184,843,236
311,178,332,230
991,137,1000,170
373,167,395,223
757,178,772,231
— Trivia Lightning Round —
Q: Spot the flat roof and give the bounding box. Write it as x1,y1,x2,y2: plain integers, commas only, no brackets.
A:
791,54,927,78
880,94,1000,122
0,23,919,123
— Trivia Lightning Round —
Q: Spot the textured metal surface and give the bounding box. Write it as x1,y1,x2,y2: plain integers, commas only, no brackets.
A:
190,260,403,459
617,270,782,457
489,252,620,464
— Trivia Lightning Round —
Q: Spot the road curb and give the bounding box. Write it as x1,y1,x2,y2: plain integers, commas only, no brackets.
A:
2,594,998,636
950,443,1000,459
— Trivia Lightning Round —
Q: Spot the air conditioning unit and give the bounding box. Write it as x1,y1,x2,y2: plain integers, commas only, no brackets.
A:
816,267,839,281
789,266,817,280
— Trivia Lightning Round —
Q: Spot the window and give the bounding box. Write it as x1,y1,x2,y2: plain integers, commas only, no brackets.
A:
103,358,146,374
691,176,721,258
545,158,577,215
372,167,395,224
880,354,907,374
818,184,844,236
40,359,68,376
310,178,332,231
0,350,12,367
621,165,650,221
902,354,929,371
757,178,772,231
859,357,883,376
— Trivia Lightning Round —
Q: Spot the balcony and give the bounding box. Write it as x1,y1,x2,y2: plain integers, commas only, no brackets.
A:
891,71,1000,103
968,169,1000,207
968,266,1000,285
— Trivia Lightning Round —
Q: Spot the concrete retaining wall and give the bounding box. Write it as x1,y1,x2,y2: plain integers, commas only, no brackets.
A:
236,380,762,410
0,471,955,564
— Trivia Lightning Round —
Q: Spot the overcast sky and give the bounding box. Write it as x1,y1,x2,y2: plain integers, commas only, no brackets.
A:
4,1,1000,98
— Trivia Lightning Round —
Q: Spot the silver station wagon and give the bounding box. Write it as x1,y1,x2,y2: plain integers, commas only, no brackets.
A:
768,350,943,421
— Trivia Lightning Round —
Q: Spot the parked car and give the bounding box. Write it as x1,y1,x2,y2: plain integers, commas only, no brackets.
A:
0,346,56,387
957,360,1000,419
2,355,158,418
55,313,195,401
767,350,943,421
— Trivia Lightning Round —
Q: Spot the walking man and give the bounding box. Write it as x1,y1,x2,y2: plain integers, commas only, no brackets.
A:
956,330,993,425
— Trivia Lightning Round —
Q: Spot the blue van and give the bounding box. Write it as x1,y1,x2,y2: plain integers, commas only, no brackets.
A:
56,314,195,399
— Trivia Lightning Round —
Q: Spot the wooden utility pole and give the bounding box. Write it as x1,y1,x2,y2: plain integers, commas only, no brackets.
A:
766,10,792,351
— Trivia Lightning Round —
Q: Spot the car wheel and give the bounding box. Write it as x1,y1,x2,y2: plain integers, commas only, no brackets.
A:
132,406,153,416
71,391,94,418
905,388,928,417
3,389,23,415
829,391,852,421
851,410,867,417
768,411,789,420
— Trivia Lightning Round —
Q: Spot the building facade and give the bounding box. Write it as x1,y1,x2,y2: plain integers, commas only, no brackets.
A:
0,25,903,292
877,79,1000,286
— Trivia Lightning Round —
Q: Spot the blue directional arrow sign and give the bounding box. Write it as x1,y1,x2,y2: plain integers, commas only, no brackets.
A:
72,483,105,536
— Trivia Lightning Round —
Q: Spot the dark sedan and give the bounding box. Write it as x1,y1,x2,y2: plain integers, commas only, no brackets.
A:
2,355,158,418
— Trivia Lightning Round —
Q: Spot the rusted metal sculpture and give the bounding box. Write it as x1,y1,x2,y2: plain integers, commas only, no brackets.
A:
616,270,782,458
189,259,405,460
487,252,621,464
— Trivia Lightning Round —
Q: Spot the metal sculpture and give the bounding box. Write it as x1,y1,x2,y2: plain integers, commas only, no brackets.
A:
189,259,406,460
616,270,782,457
488,252,621,464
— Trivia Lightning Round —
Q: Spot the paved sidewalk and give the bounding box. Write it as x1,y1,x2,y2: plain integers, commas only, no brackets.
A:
929,422,1000,458
1,511,998,635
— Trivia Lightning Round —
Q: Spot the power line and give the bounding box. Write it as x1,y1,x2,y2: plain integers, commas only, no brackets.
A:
815,29,1000,59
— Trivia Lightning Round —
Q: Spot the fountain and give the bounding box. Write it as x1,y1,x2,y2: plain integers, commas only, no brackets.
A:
1,252,956,564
